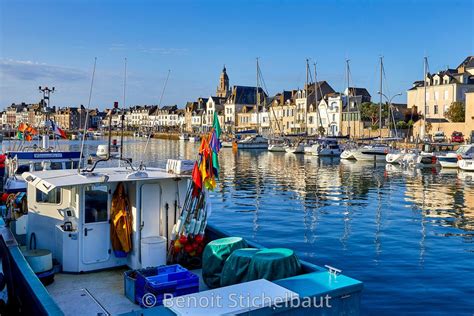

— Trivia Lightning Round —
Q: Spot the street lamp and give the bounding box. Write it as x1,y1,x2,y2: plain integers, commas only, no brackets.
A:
377,91,403,137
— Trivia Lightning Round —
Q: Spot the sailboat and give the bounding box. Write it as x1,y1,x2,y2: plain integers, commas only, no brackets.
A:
236,58,268,150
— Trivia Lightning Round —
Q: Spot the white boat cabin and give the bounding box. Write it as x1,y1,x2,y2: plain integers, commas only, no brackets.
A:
22,167,188,273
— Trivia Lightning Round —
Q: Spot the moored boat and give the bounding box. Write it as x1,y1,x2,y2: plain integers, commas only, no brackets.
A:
438,144,474,168
179,133,189,141
310,139,343,157
285,143,305,154
386,149,407,164
458,158,474,171
353,144,391,161
237,135,268,149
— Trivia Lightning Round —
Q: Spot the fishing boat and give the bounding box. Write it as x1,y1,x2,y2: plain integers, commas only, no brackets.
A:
0,167,364,315
353,144,391,162
179,133,189,141
0,116,364,315
310,139,343,157
438,144,474,168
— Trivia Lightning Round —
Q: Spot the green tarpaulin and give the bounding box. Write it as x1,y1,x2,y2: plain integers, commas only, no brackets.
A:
202,237,247,288
220,248,260,286
246,248,301,282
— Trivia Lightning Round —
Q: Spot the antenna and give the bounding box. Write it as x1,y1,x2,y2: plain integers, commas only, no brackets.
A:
78,57,97,172
119,58,127,165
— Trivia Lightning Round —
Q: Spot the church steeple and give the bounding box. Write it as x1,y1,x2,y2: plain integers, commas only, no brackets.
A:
217,65,230,98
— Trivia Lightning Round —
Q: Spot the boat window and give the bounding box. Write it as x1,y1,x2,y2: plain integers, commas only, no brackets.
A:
15,164,30,174
34,162,43,171
50,162,63,170
36,188,61,204
64,161,79,169
84,185,108,223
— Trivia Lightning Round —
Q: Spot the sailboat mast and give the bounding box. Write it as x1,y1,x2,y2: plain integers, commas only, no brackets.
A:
346,59,351,139
256,57,260,134
379,56,383,137
423,56,427,138
305,59,309,135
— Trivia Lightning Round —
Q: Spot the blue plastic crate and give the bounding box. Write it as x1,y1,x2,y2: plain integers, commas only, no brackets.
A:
141,270,199,307
135,264,192,306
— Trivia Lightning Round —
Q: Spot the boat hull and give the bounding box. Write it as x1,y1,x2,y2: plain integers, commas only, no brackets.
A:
340,150,356,160
458,159,474,171
238,142,268,149
353,151,387,161
438,156,459,168
386,153,404,164
268,144,286,152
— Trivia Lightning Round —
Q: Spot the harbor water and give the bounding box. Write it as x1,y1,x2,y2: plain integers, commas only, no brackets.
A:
8,137,473,315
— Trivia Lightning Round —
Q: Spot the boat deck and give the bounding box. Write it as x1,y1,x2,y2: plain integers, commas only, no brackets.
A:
46,267,208,315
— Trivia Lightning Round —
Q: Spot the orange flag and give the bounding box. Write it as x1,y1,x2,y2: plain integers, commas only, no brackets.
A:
18,122,28,132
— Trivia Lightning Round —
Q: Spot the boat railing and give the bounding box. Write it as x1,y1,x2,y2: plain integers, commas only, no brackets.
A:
0,218,62,315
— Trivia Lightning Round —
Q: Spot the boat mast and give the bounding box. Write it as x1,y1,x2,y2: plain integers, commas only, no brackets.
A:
379,56,383,137
346,59,351,139
256,57,260,135
305,59,309,135
422,56,428,140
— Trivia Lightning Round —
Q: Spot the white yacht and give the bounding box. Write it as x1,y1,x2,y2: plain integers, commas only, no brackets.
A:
386,149,408,164
284,143,305,154
458,158,474,171
237,135,268,149
188,135,200,143
353,144,391,161
310,140,343,157
178,133,189,141
267,138,287,152
438,144,474,168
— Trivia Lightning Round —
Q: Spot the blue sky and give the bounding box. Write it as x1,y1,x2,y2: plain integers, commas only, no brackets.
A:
0,0,472,109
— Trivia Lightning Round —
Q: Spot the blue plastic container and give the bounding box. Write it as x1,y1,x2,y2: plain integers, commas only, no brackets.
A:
135,264,197,307
143,271,199,306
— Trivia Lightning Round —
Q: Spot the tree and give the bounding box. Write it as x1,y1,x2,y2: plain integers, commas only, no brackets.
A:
360,102,389,127
318,126,325,136
444,101,465,122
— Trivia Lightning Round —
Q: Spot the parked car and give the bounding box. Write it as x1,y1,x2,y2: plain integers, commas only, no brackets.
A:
433,131,446,143
451,131,464,143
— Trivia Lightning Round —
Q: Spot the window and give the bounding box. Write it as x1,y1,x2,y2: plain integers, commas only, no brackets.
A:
50,162,63,170
425,92,430,100
434,91,439,100
444,90,448,100
425,105,430,114
84,185,108,223
332,114,336,122
443,104,449,113
36,188,61,204
434,105,438,115
309,116,313,124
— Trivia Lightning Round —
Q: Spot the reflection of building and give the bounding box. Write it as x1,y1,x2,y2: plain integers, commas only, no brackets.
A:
404,174,474,231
